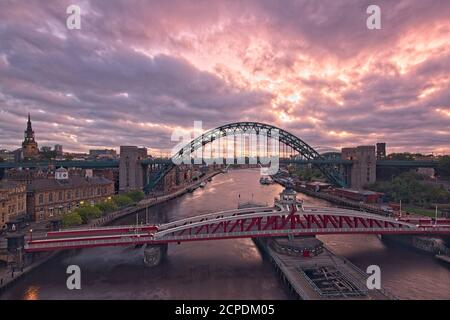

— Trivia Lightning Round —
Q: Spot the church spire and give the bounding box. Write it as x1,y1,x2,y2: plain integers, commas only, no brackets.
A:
24,113,35,142
27,113,32,130
22,113,39,159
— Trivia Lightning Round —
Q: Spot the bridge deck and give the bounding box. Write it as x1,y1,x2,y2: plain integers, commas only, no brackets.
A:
24,206,450,252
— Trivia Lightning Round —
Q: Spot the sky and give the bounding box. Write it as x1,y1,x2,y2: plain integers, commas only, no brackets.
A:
0,0,449,155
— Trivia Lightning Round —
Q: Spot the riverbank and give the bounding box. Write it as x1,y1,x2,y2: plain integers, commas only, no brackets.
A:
0,170,222,294
273,177,391,216
272,177,450,265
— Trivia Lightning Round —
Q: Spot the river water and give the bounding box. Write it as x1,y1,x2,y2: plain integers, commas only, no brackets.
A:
1,169,449,300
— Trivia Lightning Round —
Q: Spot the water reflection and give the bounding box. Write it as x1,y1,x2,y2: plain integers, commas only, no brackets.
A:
23,286,39,300
1,169,449,300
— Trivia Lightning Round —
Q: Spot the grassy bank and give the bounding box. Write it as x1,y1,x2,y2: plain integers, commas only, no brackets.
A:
403,206,437,217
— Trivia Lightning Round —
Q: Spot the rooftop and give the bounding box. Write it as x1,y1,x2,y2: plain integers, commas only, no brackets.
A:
0,180,23,190
28,176,112,192
336,188,382,196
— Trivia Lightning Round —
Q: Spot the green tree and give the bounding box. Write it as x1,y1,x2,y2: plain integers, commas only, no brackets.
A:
75,205,102,224
95,200,118,215
291,166,325,181
437,155,450,178
126,190,145,203
112,195,133,207
62,212,83,227
367,171,450,207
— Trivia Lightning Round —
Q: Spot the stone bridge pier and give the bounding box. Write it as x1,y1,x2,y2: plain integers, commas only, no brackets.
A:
143,243,168,267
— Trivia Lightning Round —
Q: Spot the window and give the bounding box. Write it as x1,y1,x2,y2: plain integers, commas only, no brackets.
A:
39,194,44,204
59,191,63,201
67,191,72,200
97,188,100,196
76,190,80,198
49,193,53,203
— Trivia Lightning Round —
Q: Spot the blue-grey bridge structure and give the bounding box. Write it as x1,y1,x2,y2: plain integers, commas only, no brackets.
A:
0,122,439,192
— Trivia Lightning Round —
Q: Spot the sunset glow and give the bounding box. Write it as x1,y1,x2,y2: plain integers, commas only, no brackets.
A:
0,1,449,154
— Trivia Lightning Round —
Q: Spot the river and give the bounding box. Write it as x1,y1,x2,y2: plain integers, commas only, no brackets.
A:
1,169,449,300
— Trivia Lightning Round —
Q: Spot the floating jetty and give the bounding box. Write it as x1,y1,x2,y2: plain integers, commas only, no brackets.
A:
254,237,395,300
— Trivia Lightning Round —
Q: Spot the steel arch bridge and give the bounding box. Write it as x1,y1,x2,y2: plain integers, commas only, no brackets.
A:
144,122,346,191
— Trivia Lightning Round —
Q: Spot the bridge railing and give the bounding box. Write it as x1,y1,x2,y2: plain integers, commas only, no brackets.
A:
154,226,449,241
25,233,154,251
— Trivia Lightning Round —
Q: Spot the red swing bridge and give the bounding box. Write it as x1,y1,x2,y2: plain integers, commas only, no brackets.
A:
24,188,450,266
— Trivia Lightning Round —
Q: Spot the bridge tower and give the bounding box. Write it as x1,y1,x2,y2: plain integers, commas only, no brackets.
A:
119,146,147,193
341,146,376,189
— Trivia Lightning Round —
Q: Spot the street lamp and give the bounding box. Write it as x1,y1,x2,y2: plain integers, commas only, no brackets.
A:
29,229,33,241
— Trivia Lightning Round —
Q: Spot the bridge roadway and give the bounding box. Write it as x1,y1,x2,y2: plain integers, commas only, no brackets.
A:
0,159,439,169
24,204,450,252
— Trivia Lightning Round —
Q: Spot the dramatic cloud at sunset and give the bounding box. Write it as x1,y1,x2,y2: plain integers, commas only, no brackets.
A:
0,0,449,154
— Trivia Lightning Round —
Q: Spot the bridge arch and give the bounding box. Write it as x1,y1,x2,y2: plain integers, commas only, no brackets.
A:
145,122,346,191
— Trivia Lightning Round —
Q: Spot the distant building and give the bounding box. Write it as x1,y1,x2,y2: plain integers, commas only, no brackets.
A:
54,144,63,157
26,167,115,222
65,152,89,161
22,114,39,160
341,146,376,189
0,180,27,230
6,169,50,186
40,146,52,153
376,143,386,160
332,188,383,204
92,168,119,192
0,149,14,162
89,149,117,159
12,148,23,162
